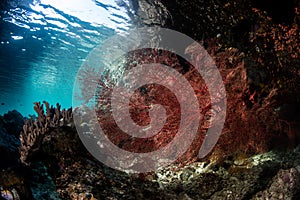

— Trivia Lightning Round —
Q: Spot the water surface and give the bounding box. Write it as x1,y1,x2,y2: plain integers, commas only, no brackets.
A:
0,0,131,116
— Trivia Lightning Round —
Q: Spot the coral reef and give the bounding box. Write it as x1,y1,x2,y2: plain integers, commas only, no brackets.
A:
0,102,75,199
79,38,298,166
115,0,300,162
1,103,300,199
90,49,212,165
19,101,73,164
0,0,299,199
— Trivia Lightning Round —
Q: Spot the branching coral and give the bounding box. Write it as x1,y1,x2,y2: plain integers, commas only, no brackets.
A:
19,101,73,164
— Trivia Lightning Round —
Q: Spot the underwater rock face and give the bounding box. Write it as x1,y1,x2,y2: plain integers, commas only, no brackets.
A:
123,0,172,27
28,162,61,200
0,126,20,168
0,110,23,168
0,110,24,138
254,168,300,199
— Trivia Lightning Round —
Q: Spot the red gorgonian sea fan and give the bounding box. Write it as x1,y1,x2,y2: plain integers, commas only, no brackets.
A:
77,47,221,165
77,37,289,167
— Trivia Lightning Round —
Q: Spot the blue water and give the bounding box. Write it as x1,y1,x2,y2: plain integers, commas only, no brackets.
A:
0,0,131,116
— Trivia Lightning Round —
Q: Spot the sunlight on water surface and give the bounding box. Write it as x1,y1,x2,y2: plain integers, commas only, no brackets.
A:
0,0,131,116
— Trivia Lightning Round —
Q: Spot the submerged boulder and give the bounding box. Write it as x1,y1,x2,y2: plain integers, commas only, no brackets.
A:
0,125,20,168
0,110,24,138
